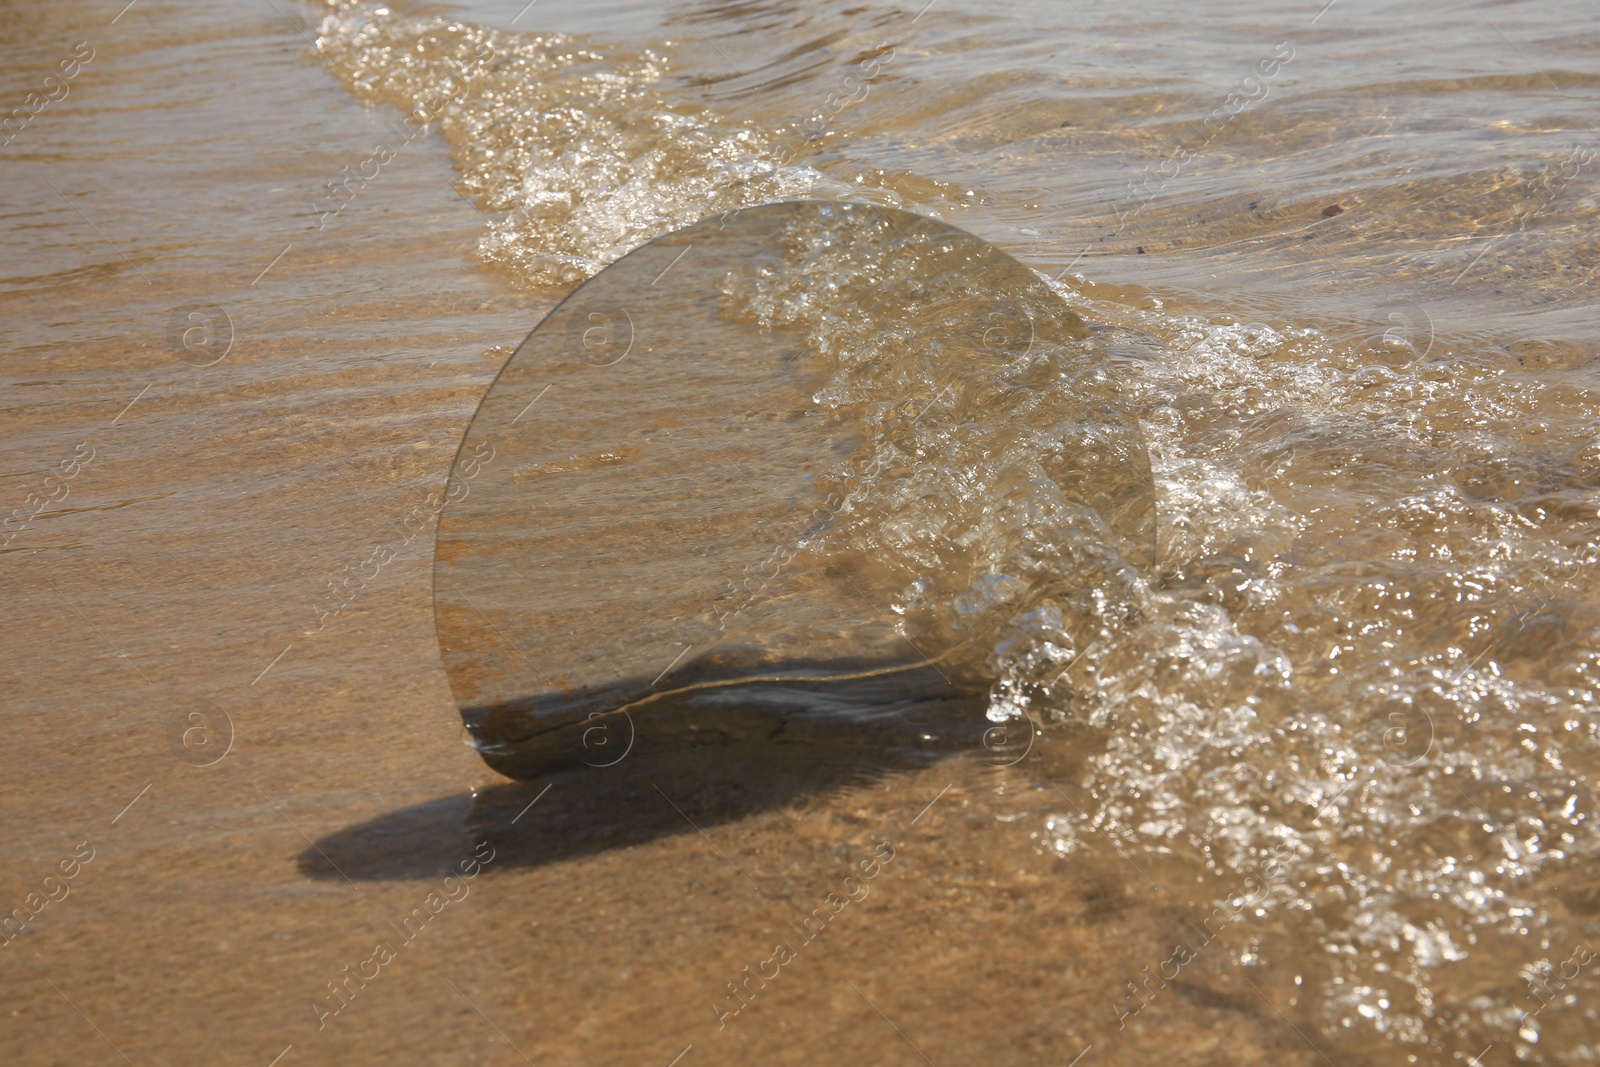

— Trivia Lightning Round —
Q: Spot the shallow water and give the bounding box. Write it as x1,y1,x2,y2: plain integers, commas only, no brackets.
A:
3,0,1598,1064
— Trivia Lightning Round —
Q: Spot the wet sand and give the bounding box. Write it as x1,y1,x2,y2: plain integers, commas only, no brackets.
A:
4,0,1599,1064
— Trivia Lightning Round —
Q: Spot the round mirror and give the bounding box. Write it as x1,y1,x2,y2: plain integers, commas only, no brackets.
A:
434,200,1155,781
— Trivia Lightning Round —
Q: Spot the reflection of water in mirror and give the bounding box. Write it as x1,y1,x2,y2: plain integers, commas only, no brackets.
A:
435,200,1154,782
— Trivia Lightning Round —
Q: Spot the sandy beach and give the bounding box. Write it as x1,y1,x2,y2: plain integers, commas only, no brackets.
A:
3,0,1599,1063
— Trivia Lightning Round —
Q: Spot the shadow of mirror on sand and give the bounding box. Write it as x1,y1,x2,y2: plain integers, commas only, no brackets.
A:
297,662,1011,883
